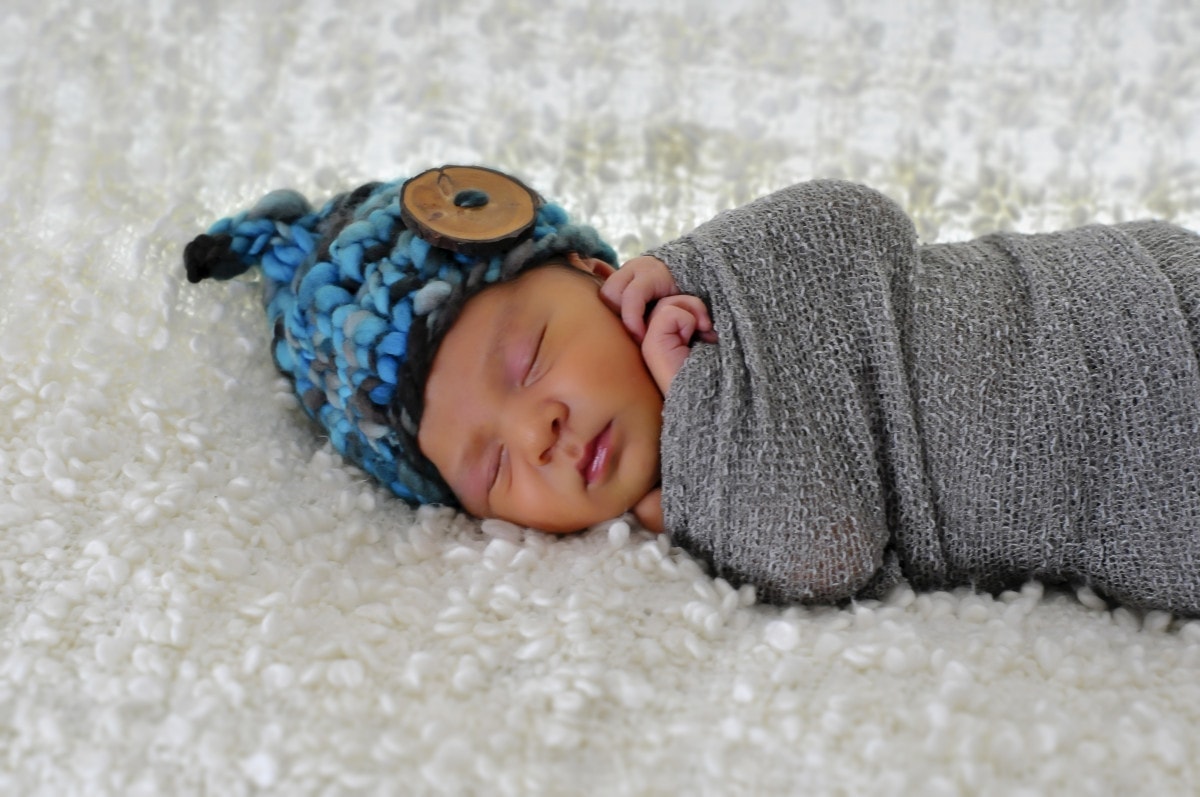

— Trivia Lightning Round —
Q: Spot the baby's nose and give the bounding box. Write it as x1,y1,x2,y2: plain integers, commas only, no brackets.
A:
512,399,566,465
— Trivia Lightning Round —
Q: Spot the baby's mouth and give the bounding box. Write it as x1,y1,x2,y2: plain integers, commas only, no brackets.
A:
578,422,613,487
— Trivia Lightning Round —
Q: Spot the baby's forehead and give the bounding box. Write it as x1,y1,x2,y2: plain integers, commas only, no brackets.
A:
428,262,630,392
459,261,611,327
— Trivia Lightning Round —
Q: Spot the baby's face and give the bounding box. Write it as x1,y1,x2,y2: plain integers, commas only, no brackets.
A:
418,261,663,532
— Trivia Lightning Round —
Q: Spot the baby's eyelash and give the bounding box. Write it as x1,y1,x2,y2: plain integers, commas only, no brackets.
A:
523,328,546,384
488,446,503,492
488,327,544,495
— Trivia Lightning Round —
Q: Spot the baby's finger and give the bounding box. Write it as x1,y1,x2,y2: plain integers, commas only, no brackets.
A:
598,269,648,340
656,294,717,338
605,257,681,342
623,314,647,342
642,305,699,395
620,285,654,341
598,266,636,311
648,302,697,345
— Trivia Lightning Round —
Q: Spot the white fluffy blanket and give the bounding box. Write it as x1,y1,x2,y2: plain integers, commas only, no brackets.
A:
4,1,1200,794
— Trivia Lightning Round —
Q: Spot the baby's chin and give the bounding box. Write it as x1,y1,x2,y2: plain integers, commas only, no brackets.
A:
494,495,648,535
520,510,624,535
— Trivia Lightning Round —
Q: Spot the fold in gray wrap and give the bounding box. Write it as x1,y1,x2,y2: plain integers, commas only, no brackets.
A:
650,180,1200,615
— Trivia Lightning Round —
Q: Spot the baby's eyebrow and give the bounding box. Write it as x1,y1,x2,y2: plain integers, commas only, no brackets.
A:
484,295,526,383
483,318,512,381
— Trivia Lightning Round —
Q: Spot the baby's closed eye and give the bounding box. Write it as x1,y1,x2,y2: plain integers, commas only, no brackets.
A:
520,327,546,385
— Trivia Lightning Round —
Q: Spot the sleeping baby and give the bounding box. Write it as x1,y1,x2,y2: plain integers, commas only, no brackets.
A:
184,166,1200,617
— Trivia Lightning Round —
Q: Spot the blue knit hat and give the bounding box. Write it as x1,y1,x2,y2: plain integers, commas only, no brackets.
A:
184,166,618,505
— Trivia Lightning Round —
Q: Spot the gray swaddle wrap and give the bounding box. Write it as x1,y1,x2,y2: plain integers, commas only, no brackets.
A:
650,180,1200,615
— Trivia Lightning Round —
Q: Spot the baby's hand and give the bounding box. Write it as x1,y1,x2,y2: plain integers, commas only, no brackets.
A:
600,256,681,342
640,295,716,395
632,487,664,533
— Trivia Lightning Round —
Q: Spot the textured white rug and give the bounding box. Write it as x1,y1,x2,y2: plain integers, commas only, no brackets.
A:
4,1,1200,794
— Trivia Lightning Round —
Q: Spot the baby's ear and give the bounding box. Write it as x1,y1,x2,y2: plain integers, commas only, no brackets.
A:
566,252,617,281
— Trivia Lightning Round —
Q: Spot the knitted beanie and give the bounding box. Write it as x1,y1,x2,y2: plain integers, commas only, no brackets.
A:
183,167,618,506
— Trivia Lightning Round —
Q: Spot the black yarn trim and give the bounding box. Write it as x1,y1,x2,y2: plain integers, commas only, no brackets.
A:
183,233,244,283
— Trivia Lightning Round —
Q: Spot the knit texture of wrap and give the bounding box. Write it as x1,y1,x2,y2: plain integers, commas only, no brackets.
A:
650,180,1200,616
